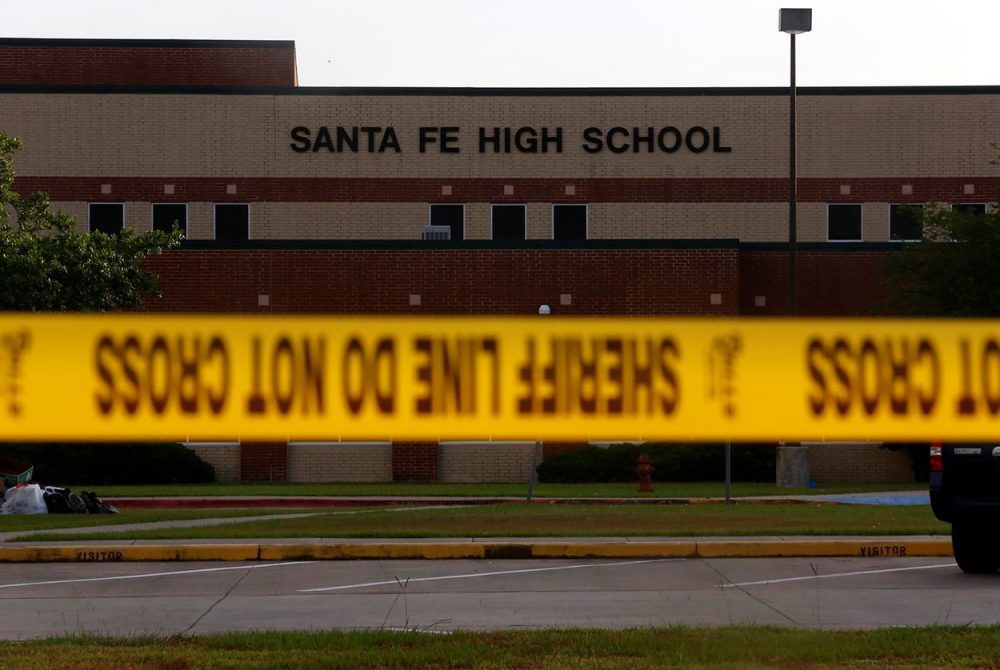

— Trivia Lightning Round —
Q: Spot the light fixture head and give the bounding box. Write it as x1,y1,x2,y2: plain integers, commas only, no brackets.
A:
779,8,812,34
538,304,551,315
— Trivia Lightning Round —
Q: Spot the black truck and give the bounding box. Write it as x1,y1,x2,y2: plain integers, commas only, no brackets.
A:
929,441,1000,573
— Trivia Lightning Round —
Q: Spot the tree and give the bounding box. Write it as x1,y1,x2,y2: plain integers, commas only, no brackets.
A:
884,203,1000,316
0,131,181,311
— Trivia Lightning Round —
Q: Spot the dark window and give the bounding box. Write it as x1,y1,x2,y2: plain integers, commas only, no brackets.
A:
890,204,923,241
152,204,187,235
954,203,987,215
215,204,249,240
827,204,862,241
492,204,526,240
429,204,464,240
89,203,124,235
553,204,588,240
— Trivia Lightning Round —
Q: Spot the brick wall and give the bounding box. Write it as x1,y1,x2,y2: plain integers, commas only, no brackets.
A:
739,247,894,316
392,442,439,481
438,443,541,483
0,40,296,87
240,442,287,482
807,443,914,482
140,246,740,315
186,443,241,483
287,443,392,482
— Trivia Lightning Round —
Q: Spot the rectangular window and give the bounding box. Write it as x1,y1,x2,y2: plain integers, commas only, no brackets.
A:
491,204,526,240
429,204,464,240
152,203,187,235
889,204,924,241
553,204,588,240
953,203,987,215
827,204,862,241
214,204,249,240
88,203,124,235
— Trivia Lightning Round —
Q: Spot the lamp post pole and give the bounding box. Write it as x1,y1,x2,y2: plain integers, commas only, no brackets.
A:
777,9,812,488
779,8,811,316
788,31,798,316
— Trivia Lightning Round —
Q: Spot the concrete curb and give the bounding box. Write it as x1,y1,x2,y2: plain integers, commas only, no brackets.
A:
0,538,953,562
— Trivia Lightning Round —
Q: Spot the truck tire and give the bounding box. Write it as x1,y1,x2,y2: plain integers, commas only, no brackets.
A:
952,522,1000,574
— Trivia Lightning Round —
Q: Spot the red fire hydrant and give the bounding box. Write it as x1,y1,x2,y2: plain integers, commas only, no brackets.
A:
636,454,655,492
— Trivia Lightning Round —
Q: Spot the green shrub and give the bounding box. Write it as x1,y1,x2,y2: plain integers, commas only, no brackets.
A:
0,443,215,485
536,443,776,483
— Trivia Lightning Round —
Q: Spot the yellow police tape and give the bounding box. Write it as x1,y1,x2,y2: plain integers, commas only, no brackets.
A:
0,314,998,441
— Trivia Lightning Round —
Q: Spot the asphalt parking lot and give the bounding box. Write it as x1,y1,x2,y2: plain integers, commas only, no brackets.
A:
0,556,991,638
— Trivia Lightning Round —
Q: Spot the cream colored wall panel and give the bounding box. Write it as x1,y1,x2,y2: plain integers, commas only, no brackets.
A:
526,203,551,239
287,443,392,482
251,203,427,239
588,203,788,241
7,94,275,177
51,202,89,233
8,92,1000,181
466,203,491,239
187,203,215,240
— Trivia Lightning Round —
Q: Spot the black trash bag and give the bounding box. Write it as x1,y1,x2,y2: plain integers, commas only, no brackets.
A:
42,487,75,514
80,491,118,514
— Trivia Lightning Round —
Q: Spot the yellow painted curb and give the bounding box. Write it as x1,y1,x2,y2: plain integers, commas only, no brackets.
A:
0,544,260,562
530,542,697,559
0,539,953,562
694,539,953,559
260,543,487,561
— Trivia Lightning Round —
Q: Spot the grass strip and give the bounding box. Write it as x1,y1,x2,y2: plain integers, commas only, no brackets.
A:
0,626,997,669
17,502,948,541
87,481,928,499
0,508,333,534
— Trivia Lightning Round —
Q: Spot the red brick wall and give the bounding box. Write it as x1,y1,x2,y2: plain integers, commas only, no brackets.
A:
240,442,288,482
141,247,741,316
739,248,893,316
0,41,296,87
392,443,439,481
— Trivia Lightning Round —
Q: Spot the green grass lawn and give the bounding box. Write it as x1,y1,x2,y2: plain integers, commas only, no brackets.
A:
87,481,928,498
2,626,998,669
16,501,947,541
0,508,331,534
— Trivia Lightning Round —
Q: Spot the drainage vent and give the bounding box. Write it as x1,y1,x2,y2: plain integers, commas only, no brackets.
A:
484,544,533,559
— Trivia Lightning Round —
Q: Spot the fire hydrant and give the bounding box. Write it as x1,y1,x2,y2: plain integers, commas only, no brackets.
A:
636,454,655,492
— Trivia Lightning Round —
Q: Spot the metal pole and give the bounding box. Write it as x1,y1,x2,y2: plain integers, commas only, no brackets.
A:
725,441,732,505
526,440,540,503
789,32,798,317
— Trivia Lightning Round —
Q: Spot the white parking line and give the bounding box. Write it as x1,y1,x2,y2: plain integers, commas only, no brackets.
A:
298,558,679,593
720,562,957,588
0,561,314,590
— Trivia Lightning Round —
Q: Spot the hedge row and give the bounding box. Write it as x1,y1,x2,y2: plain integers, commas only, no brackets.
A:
0,443,215,486
536,443,776,483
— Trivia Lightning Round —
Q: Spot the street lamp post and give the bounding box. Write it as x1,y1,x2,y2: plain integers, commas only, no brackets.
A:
779,8,811,316
777,9,812,488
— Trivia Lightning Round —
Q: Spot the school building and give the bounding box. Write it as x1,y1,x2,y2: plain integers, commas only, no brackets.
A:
4,37,992,482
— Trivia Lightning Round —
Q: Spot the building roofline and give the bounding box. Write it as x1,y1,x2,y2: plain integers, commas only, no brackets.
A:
2,84,1000,96
0,37,295,49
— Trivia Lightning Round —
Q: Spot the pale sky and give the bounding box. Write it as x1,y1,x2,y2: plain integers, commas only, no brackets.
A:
6,0,1000,88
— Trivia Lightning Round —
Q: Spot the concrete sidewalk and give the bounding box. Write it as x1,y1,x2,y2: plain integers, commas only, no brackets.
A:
105,490,930,509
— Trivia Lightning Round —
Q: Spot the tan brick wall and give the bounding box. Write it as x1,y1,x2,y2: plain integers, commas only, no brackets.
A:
186,443,240,483
8,92,1000,179
287,442,392,482
54,200,832,241
10,91,1000,243
438,442,541,483
807,443,915,483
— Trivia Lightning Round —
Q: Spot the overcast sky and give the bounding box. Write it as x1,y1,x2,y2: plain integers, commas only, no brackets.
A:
7,0,1000,88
